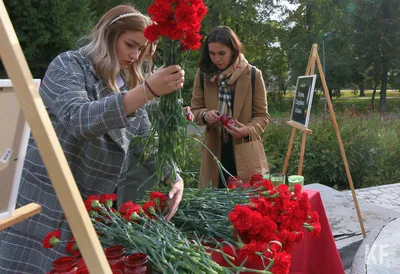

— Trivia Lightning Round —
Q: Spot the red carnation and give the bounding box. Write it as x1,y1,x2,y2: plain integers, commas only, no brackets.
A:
228,205,254,232
293,184,302,196
237,241,263,264
298,192,310,212
43,230,61,248
143,201,158,216
262,179,274,191
175,2,200,31
308,211,320,223
147,1,173,23
84,195,101,211
276,184,291,200
66,237,80,257
311,223,322,237
125,204,143,221
271,251,291,274
182,32,202,50
120,201,134,215
196,2,208,20
100,193,117,208
248,211,264,236
144,24,161,42
149,191,167,211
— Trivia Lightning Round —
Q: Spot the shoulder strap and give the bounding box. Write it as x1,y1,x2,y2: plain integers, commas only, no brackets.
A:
251,65,256,95
200,71,204,91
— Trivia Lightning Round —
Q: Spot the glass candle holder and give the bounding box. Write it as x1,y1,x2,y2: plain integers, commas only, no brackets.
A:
76,258,86,269
227,176,243,189
288,175,304,188
124,253,152,274
263,172,270,180
104,245,126,270
51,256,77,274
270,173,286,187
74,267,89,274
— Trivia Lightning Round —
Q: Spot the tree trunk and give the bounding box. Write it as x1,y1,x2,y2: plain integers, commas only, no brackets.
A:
359,81,365,97
328,88,333,100
380,62,388,113
306,5,312,30
371,83,377,110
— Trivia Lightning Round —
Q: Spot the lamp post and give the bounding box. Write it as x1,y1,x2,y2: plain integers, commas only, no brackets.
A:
322,31,332,115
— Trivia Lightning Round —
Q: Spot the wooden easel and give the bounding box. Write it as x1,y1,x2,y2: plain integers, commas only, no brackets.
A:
0,1,112,272
283,44,366,238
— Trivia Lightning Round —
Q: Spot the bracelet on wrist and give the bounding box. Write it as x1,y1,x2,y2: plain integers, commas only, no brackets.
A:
145,80,160,98
201,111,208,124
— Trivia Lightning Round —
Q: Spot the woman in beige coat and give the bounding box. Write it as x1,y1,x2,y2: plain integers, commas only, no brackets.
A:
191,26,270,188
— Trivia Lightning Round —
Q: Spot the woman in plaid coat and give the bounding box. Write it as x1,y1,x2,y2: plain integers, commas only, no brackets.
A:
0,5,185,273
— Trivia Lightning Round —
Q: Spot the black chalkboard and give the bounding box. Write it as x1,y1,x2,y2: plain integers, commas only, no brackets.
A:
290,75,317,128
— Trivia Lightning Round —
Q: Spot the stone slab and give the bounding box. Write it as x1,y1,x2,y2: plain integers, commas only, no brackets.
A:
304,184,400,250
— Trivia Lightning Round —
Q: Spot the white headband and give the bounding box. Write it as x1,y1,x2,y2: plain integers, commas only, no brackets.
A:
108,13,137,27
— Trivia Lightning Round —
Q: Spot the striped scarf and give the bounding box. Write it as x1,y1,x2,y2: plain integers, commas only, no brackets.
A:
209,53,248,141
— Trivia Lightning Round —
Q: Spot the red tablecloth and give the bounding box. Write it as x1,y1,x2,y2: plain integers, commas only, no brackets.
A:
289,189,344,274
212,189,344,274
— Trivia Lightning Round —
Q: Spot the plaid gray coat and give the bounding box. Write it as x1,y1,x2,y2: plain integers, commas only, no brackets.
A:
0,49,157,273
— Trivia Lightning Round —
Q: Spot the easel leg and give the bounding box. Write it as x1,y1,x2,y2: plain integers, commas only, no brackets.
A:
282,127,296,175
316,51,366,238
298,131,307,175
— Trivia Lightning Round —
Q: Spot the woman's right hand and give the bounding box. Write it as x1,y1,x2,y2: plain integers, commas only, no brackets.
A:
204,110,220,124
146,65,185,96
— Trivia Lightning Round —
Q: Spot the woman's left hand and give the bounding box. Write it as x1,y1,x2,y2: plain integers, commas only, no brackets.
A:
165,178,184,221
185,106,194,121
224,120,250,138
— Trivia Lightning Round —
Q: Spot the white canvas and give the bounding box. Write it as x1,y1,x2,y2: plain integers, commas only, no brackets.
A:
0,79,41,221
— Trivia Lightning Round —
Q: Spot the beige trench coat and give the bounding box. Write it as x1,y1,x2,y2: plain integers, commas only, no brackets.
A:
191,64,270,188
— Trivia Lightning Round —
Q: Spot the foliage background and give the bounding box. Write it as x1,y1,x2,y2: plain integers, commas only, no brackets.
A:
2,0,400,189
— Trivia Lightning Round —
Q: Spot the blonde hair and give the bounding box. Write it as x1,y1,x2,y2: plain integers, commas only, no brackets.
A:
83,5,152,92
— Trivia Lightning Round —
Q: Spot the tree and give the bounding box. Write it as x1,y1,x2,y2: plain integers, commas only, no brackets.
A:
89,0,153,19
281,0,357,96
1,0,93,79
179,0,288,102
350,0,400,112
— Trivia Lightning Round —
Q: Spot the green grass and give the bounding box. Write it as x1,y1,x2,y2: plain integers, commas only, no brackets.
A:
337,90,400,98
282,89,400,98
268,94,400,117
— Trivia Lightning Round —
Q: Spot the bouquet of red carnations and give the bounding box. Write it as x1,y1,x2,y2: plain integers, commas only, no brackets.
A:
139,0,207,183
171,181,321,274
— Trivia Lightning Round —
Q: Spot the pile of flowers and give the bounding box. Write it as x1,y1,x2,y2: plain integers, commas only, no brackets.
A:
221,181,320,272
172,179,321,273
43,179,321,273
44,192,275,273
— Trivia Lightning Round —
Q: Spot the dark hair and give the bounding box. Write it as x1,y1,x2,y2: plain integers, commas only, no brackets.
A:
198,26,244,74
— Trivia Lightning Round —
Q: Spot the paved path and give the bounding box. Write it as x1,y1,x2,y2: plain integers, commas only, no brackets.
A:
305,183,400,274
342,184,400,273
343,183,400,212
339,183,400,274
